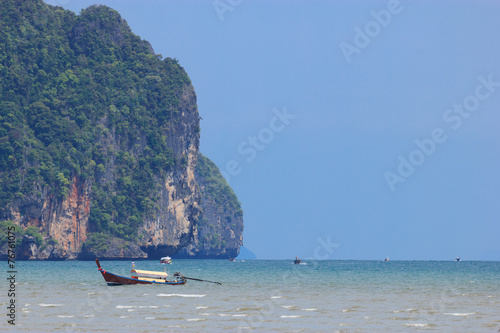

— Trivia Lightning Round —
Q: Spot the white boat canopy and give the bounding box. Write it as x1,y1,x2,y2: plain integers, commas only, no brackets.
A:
130,269,168,278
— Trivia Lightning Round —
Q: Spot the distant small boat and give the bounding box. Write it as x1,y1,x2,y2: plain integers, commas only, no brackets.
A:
228,257,235,262
294,257,301,264
95,259,185,286
384,257,389,262
455,257,461,262
160,256,172,264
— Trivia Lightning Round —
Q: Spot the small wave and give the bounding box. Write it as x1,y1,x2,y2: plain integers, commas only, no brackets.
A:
302,308,317,312
235,307,253,312
405,323,429,327
148,306,159,309
444,312,475,316
196,306,208,309
57,315,74,318
218,313,231,317
232,314,248,317
282,305,296,309
119,316,129,319
342,309,356,313
186,318,205,322
39,304,63,307
271,295,283,299
116,305,136,309
157,293,206,298
145,317,156,320
280,315,301,318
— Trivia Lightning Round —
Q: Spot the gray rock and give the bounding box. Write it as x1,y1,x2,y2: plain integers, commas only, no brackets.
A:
79,237,147,260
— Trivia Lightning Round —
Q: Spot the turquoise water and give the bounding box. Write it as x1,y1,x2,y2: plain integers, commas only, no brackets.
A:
2,260,499,332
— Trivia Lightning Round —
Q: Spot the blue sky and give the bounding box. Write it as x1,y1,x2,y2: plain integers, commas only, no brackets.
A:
45,0,500,260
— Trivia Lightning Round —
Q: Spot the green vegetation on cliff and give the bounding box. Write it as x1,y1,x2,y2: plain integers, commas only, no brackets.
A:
0,0,190,241
196,153,242,215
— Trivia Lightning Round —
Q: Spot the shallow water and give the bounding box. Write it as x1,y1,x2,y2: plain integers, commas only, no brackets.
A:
2,260,499,332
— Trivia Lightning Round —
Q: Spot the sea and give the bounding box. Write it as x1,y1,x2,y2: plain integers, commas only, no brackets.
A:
2,260,499,332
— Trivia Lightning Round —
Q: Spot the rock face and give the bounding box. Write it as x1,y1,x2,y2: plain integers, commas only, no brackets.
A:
79,237,148,260
175,153,243,259
19,235,38,260
3,177,91,259
36,244,68,261
138,84,202,258
0,0,241,260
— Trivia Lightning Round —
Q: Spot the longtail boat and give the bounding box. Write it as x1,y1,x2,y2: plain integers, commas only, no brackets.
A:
95,259,186,286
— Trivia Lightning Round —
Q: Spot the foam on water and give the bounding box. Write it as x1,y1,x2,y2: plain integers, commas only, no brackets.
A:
405,323,429,327
157,293,206,298
444,312,475,316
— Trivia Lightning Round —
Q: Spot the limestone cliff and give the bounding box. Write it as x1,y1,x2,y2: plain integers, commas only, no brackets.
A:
0,0,240,260
137,83,202,259
4,176,91,259
175,153,243,259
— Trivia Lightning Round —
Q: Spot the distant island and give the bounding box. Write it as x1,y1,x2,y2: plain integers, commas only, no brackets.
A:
0,0,243,260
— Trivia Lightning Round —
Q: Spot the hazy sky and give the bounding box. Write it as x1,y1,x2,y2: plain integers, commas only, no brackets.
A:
45,0,500,260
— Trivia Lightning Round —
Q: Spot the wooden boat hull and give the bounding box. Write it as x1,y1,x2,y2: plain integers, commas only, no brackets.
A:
96,259,186,286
